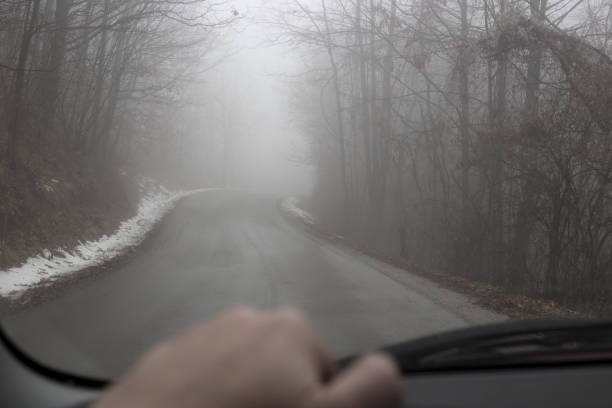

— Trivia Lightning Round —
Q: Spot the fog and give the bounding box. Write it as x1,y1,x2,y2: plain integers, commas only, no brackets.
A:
170,0,314,197
216,32,313,196
2,0,612,318
5,0,612,389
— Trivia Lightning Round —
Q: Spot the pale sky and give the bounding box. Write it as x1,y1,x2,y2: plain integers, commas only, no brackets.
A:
204,0,314,196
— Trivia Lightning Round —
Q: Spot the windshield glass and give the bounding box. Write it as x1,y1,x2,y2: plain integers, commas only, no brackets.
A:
0,0,609,379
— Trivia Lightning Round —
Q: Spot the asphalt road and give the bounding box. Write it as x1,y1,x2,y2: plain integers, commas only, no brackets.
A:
1,190,504,379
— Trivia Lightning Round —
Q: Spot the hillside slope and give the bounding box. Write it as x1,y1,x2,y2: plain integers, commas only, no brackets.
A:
0,131,137,270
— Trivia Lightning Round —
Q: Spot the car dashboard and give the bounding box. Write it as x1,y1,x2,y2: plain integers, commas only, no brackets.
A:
2,334,611,408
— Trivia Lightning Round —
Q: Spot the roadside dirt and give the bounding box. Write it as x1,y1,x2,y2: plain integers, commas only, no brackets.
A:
0,130,138,272
0,128,145,316
278,200,587,320
0,195,179,317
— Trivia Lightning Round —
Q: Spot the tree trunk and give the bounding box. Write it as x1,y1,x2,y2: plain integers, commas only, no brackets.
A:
321,0,349,224
376,0,397,229
355,0,371,204
41,0,73,127
367,0,380,236
83,0,111,151
509,0,547,290
490,0,507,282
7,0,42,170
458,0,471,227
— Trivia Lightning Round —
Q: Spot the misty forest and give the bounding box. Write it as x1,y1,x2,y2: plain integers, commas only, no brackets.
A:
2,0,612,315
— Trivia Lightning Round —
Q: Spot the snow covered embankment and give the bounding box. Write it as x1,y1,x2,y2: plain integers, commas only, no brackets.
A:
0,187,210,299
280,197,315,225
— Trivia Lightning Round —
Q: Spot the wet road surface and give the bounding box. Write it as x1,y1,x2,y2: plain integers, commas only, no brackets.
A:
1,190,504,378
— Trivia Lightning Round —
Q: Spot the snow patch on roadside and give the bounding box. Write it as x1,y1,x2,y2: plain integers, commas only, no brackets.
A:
0,187,213,299
280,197,314,225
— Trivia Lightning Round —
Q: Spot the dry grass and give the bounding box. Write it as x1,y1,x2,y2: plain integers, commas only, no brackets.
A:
0,127,137,269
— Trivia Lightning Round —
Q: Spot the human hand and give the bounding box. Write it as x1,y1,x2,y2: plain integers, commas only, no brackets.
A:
93,307,402,408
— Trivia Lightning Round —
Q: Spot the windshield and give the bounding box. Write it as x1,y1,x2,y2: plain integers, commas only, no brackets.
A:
0,0,609,380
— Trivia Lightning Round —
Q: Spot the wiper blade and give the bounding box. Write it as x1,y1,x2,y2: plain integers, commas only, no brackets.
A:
418,327,612,369
344,319,612,373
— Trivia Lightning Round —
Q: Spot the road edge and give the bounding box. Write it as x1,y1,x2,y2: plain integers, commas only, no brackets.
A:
277,197,586,320
0,191,210,316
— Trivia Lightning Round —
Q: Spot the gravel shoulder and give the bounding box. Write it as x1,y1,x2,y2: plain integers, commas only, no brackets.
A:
279,197,586,320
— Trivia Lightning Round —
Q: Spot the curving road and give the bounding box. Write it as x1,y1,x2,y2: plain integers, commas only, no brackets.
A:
1,190,504,379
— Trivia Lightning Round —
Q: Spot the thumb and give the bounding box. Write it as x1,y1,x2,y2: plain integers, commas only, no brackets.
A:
306,353,402,408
